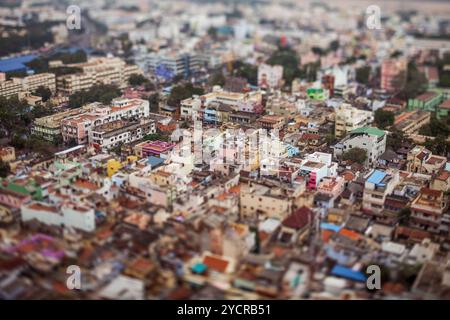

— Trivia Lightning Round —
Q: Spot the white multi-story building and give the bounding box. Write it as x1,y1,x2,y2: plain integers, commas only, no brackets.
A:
89,118,156,151
334,103,373,138
333,127,386,166
363,169,400,215
21,201,96,232
135,50,201,78
258,63,283,89
180,86,262,120
299,152,338,190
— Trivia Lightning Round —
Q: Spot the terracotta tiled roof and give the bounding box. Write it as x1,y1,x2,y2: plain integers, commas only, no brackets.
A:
203,255,229,273
282,206,313,229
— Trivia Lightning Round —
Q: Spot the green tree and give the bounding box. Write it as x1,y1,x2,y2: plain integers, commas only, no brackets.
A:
342,147,367,164
374,109,395,129
128,73,147,87
68,84,121,108
144,133,168,142
267,48,301,84
355,66,371,85
399,208,411,225
387,128,411,150
424,135,450,157
34,86,52,102
0,160,10,178
207,26,218,39
147,93,160,113
396,62,427,100
419,116,450,137
167,83,204,107
209,71,226,87
300,61,320,82
233,61,257,85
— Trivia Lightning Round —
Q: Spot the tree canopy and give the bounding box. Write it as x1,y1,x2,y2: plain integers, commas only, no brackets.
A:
342,147,367,164
267,48,302,84
167,83,204,107
68,84,121,109
374,109,395,129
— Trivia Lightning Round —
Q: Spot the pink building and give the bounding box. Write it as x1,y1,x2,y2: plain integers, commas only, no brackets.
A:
381,58,407,92
135,140,176,157
317,176,345,198
61,114,101,145
0,188,31,209
237,100,264,114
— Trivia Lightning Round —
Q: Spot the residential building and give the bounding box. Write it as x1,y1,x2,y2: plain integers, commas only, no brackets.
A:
334,127,387,165
0,73,55,98
408,91,443,113
57,57,141,95
89,119,156,151
410,188,447,234
393,110,430,135
257,115,285,131
32,104,94,142
438,99,450,120
136,51,201,79
61,98,150,145
258,63,283,89
134,140,176,158
240,181,293,220
362,169,400,215
299,152,337,190
381,58,407,92
407,146,447,174
431,170,450,192
21,201,96,232
334,103,373,138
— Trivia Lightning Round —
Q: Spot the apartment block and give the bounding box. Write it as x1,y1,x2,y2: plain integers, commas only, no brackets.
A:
21,201,96,232
334,127,386,165
393,110,430,135
363,169,400,215
240,181,293,220
57,57,141,95
90,119,156,151
136,51,201,79
32,104,94,142
410,188,447,234
258,63,283,89
380,58,407,92
334,103,373,138
61,98,150,145
0,72,56,98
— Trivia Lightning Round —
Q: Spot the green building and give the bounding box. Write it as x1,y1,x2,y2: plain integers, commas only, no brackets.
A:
408,91,443,112
0,178,44,201
438,99,450,120
307,88,326,100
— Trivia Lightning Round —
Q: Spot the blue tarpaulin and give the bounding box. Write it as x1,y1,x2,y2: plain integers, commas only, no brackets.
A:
320,223,342,233
331,265,366,282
